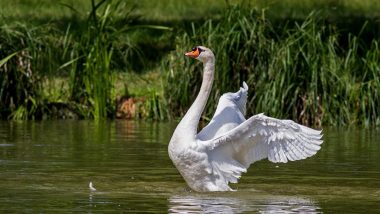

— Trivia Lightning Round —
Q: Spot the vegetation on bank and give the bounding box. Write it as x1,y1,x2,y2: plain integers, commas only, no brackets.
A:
0,0,379,126
164,7,380,126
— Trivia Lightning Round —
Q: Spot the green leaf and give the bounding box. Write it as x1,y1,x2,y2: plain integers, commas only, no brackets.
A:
0,51,20,67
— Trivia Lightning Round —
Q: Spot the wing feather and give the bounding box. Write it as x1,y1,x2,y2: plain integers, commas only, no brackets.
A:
197,82,248,141
195,84,323,188
203,113,323,167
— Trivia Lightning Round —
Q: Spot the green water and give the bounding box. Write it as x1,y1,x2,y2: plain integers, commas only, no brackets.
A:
0,121,379,213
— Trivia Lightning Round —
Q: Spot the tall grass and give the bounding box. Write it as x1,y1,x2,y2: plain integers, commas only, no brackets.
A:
0,0,165,120
63,0,171,120
65,0,118,120
163,6,380,126
57,0,152,120
0,23,55,120
1,1,379,123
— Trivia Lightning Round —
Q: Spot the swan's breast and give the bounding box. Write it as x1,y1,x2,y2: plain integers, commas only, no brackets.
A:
169,142,219,190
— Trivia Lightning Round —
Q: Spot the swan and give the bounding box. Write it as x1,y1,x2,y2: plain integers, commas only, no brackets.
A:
168,46,323,192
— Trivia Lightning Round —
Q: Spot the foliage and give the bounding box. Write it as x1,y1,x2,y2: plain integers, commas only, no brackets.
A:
163,6,380,126
0,24,47,120
0,1,380,125
63,0,132,120
0,0,155,120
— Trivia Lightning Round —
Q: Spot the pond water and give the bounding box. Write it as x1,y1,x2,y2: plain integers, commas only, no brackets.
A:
0,120,379,213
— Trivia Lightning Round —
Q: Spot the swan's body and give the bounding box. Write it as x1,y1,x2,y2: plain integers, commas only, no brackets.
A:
168,46,323,192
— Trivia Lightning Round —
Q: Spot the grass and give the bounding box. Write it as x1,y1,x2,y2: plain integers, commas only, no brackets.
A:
2,0,379,23
114,71,162,97
162,6,380,126
66,0,118,120
0,23,48,120
0,0,379,125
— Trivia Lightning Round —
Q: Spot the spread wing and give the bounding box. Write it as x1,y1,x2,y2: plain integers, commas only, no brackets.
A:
204,113,323,167
197,82,248,141
198,113,323,187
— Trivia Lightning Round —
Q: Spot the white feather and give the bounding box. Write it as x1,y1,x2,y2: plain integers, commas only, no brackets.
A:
89,182,96,191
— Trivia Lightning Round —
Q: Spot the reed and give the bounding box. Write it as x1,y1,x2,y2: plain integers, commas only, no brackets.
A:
0,0,170,120
1,1,379,123
0,23,55,120
63,0,138,120
163,6,380,126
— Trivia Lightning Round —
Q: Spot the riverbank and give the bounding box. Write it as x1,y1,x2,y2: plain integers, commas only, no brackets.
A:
0,0,379,126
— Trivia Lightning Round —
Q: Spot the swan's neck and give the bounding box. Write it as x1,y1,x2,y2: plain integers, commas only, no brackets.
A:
175,60,215,142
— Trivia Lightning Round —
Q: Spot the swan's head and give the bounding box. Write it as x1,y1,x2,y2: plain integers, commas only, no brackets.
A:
185,46,214,63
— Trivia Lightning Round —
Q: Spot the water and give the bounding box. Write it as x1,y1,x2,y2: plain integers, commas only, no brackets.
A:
0,121,379,213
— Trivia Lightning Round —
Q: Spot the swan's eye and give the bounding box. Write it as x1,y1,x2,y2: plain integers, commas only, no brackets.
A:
192,46,197,51
198,47,205,52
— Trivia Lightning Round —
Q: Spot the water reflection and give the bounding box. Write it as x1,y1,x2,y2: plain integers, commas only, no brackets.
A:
169,194,321,213
169,195,244,213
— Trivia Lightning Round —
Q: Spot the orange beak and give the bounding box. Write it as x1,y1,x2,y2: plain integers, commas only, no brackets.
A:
185,48,200,58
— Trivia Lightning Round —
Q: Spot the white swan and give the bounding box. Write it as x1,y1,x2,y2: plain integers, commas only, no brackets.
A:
168,46,323,192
